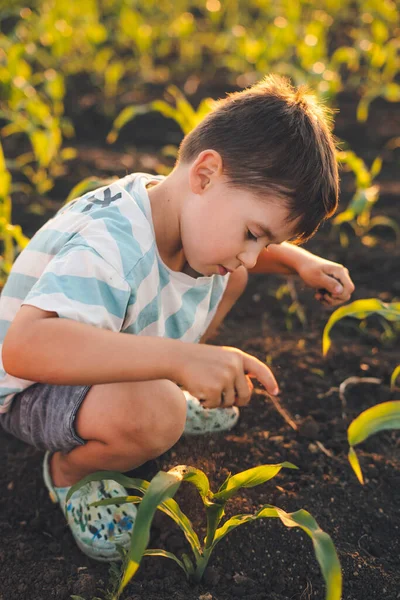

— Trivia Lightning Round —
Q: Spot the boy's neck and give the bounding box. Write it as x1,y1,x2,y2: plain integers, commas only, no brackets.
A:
146,168,188,273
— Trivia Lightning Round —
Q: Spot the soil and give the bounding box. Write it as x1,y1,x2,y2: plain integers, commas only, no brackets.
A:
0,89,399,600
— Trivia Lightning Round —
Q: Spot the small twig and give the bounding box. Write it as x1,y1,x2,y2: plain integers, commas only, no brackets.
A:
317,386,339,399
254,387,298,431
315,440,335,458
339,376,382,420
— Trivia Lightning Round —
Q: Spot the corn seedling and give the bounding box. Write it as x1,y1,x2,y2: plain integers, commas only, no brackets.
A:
391,365,400,390
347,400,400,484
107,85,214,144
273,279,307,331
0,142,29,284
333,151,399,247
67,463,342,600
322,298,400,355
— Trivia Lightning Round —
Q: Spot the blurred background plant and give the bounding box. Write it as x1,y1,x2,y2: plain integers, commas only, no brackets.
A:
0,0,399,282
332,150,399,247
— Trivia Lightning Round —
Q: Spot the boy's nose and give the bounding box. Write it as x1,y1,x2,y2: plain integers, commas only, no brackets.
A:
237,251,258,270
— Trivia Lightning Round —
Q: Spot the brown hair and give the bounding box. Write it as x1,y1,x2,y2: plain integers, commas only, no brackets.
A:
178,74,339,243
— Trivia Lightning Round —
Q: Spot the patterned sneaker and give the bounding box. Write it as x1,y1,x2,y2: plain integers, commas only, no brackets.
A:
183,391,240,435
43,451,137,562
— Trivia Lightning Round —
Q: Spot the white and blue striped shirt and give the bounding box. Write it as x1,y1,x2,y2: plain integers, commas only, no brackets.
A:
0,172,228,412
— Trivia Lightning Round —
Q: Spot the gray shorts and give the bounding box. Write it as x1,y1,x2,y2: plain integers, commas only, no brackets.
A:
0,383,91,454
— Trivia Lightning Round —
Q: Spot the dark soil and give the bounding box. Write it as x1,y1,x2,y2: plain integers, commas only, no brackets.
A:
0,91,399,600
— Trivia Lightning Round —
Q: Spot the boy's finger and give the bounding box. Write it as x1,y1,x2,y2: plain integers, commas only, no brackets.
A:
242,353,279,396
233,374,253,406
319,273,344,296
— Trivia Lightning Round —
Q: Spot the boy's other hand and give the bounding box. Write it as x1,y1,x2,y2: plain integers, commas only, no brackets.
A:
176,345,279,409
297,256,355,307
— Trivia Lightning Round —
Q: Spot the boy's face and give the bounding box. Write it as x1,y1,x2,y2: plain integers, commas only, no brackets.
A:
180,152,297,276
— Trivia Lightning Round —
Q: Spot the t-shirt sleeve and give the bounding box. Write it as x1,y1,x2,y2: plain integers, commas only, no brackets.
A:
22,242,131,332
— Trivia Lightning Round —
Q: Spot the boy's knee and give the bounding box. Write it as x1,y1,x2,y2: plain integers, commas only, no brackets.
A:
117,379,187,458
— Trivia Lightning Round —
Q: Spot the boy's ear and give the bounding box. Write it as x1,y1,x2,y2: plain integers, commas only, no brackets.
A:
189,150,223,194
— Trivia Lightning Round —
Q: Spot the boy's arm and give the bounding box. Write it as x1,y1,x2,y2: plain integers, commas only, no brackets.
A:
2,305,182,385
248,242,307,275
248,242,355,306
2,305,279,406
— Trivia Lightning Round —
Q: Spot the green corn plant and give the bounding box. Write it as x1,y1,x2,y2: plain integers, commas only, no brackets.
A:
391,365,400,390
67,463,342,600
274,280,307,331
63,176,115,205
322,300,400,484
0,142,29,284
322,298,400,356
106,85,215,144
0,32,76,194
333,151,399,247
347,401,400,484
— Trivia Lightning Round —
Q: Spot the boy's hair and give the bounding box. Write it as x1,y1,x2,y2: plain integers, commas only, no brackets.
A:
178,74,339,243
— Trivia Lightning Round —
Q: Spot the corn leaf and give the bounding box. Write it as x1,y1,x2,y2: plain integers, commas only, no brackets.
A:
64,177,111,204
348,447,364,485
213,505,341,600
322,299,400,355
365,216,400,238
143,548,187,575
347,401,400,447
107,105,150,143
213,462,297,502
66,470,202,558
65,470,149,503
390,365,400,390
168,465,210,503
119,470,183,594
347,401,400,484
89,495,142,507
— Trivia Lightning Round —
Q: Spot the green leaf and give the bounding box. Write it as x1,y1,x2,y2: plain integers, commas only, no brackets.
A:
143,548,187,575
365,216,399,239
348,447,364,485
370,157,382,179
65,471,149,503
64,177,112,204
390,365,400,390
356,98,370,123
212,512,260,547
213,505,341,600
213,462,297,502
347,401,400,447
66,470,202,559
168,465,211,503
119,471,183,594
262,506,342,600
322,299,400,355
107,105,150,143
89,495,142,507
332,208,356,226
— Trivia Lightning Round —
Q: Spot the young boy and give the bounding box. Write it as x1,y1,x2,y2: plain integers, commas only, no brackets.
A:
0,75,354,561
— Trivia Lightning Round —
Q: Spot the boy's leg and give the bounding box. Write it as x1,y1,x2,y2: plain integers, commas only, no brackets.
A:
51,379,187,487
200,266,248,343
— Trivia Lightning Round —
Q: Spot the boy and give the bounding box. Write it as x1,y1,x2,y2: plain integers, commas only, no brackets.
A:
0,75,354,561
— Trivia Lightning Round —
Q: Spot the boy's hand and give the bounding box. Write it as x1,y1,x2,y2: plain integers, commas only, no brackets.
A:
297,255,355,306
176,344,279,409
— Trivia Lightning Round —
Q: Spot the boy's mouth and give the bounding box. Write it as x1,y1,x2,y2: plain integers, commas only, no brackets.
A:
218,265,231,275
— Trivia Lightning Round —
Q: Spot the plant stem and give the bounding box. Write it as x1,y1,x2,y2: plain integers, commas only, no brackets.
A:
193,549,212,582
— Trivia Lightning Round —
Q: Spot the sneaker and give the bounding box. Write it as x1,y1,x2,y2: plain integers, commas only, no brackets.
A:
183,391,240,435
43,451,137,562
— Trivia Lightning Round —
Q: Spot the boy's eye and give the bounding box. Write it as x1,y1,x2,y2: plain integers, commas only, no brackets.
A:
247,230,258,242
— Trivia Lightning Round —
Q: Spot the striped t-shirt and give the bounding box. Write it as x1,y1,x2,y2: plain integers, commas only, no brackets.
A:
0,172,229,413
